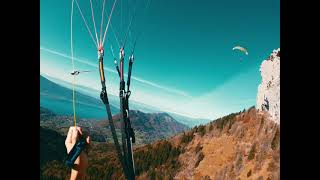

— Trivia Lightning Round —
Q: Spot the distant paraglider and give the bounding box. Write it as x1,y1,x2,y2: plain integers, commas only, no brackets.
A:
232,46,248,55
70,70,92,76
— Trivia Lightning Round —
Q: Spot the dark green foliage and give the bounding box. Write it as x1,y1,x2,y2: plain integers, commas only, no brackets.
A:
86,145,123,179
271,127,280,150
41,160,69,180
215,112,238,130
181,131,194,144
259,117,265,132
40,106,56,121
236,156,243,167
192,125,198,133
228,118,235,130
195,152,204,167
168,175,174,180
157,174,164,180
149,169,156,180
209,123,214,131
134,140,181,177
248,144,256,160
249,105,256,110
40,126,67,179
195,143,203,154
197,125,206,137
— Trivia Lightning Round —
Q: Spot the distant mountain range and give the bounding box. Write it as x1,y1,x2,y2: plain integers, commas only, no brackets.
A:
42,74,163,114
169,112,210,127
41,74,210,127
101,110,190,143
40,75,118,119
40,106,189,144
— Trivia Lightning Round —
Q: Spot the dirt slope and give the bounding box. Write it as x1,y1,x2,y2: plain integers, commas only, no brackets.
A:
174,108,279,180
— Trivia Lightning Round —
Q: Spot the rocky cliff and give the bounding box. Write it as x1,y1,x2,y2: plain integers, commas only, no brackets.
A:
256,48,280,124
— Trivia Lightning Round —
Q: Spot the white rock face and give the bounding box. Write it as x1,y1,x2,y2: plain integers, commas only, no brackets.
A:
256,48,280,124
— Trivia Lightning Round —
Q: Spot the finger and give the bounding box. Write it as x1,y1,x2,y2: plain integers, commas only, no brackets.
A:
76,126,83,135
86,136,91,144
85,136,91,153
65,126,75,144
71,127,79,143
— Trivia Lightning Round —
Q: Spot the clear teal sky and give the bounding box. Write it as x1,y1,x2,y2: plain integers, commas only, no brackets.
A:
40,0,280,120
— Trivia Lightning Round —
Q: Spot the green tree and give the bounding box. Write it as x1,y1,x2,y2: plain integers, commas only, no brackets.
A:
248,144,256,160
195,152,204,167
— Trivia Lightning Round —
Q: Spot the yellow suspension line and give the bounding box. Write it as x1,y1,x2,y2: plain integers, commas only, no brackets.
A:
72,74,77,127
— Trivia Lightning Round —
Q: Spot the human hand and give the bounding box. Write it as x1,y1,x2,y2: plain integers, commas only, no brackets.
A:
65,126,90,180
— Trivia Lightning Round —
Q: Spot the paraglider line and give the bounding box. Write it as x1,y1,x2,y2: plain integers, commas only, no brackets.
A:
122,0,138,48
75,0,98,48
125,0,152,55
89,0,99,45
100,0,106,45
110,23,121,48
102,0,118,46
71,0,77,127
105,8,121,48
110,43,115,57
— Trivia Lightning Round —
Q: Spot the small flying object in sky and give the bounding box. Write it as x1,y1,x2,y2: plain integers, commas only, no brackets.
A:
70,70,91,75
232,46,249,55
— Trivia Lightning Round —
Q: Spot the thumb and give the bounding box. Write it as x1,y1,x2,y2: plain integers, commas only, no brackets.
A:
85,136,91,153
71,127,79,143
86,136,91,144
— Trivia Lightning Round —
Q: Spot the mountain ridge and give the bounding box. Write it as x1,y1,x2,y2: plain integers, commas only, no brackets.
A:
41,74,207,127
40,75,119,119
40,106,189,144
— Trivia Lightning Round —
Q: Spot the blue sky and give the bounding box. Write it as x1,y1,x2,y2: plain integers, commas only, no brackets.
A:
40,0,280,120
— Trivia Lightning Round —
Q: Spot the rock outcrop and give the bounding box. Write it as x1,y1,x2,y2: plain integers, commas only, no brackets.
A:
256,48,280,124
